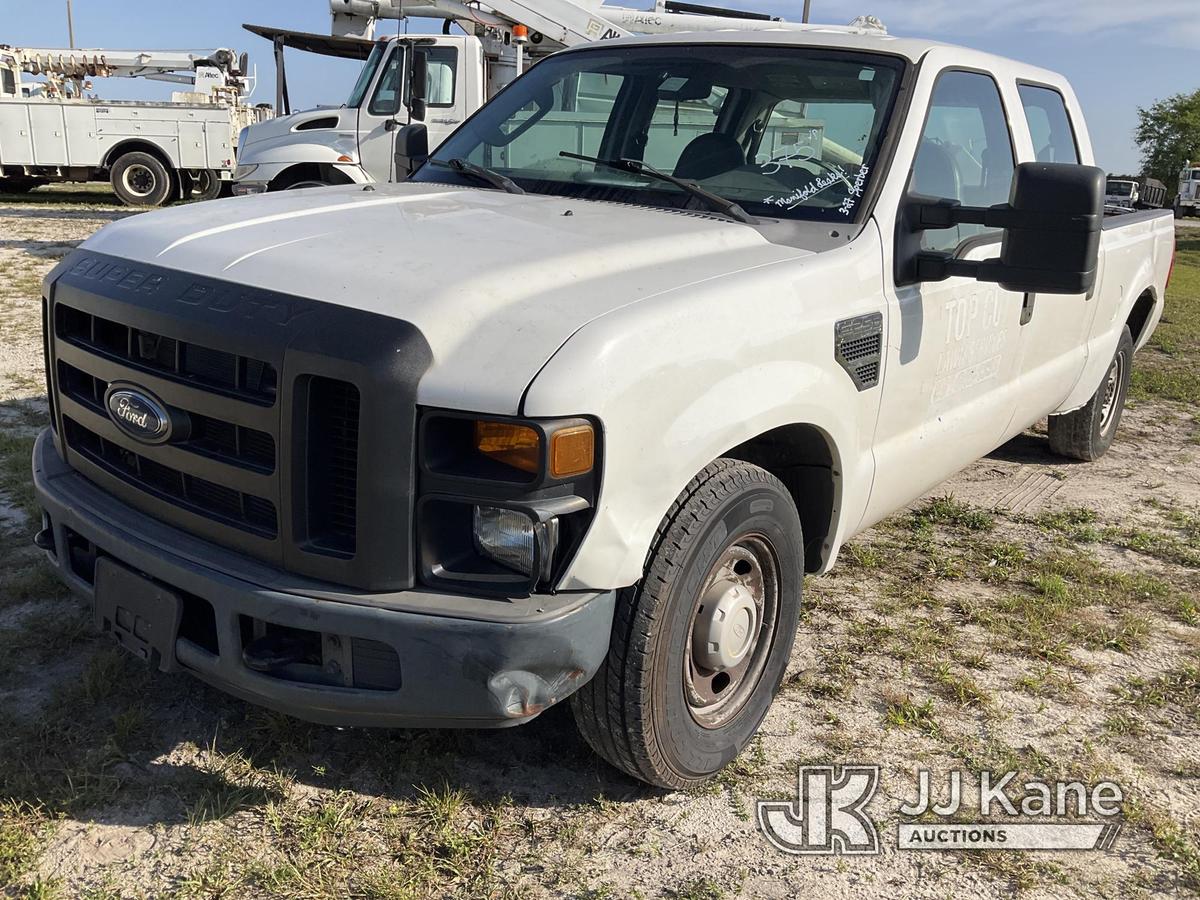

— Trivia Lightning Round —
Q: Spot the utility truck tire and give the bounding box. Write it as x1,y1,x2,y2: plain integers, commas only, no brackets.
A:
1048,326,1133,461
571,459,804,789
110,152,173,207
187,169,223,202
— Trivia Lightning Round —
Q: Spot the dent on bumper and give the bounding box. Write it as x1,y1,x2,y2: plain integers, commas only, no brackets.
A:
32,429,616,728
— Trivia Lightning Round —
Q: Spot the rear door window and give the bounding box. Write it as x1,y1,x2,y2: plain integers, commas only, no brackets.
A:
1017,84,1079,164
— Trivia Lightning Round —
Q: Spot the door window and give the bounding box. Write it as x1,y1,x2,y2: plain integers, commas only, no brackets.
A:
425,47,458,108
913,71,1015,252
1018,84,1079,164
368,46,404,116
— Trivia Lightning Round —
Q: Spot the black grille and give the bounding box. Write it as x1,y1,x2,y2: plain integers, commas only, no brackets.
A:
63,416,278,537
305,377,361,556
57,360,276,472
834,312,884,391
56,304,277,404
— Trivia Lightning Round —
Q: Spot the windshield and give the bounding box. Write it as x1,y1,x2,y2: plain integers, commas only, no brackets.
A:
1107,181,1134,197
414,45,906,223
346,42,386,108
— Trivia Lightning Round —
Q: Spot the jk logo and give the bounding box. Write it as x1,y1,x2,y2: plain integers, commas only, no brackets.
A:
756,765,881,855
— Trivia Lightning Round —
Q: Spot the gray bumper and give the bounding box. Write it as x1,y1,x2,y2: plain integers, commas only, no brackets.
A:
32,429,615,729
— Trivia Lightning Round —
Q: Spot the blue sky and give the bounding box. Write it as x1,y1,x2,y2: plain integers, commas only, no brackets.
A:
6,0,1196,173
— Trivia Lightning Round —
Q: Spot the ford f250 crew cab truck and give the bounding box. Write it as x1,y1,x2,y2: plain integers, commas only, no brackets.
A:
33,30,1175,788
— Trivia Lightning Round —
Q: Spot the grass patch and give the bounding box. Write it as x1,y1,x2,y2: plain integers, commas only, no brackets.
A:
1035,506,1101,543
0,800,54,889
883,693,940,736
909,495,996,534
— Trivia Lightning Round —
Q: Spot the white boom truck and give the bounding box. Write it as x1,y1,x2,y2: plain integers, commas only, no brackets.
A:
34,29,1174,788
233,0,866,192
0,44,270,204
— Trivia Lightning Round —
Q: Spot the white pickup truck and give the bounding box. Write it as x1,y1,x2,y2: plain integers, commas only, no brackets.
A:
34,30,1174,788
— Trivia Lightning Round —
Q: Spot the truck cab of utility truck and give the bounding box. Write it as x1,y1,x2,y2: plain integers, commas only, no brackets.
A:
234,33,486,192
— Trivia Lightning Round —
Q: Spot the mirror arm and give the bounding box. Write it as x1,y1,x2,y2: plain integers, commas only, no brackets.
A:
912,252,1008,285
909,197,1101,233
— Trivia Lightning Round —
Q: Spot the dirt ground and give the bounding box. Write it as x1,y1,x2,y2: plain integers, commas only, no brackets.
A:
0,187,1197,899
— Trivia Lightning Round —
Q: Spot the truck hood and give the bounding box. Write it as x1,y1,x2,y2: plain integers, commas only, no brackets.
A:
80,183,804,413
239,107,357,147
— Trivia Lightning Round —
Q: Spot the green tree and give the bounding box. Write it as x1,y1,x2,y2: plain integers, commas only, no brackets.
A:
1135,88,1200,188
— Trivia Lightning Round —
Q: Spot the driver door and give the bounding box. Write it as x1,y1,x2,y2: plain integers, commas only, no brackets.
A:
865,69,1027,525
357,43,406,182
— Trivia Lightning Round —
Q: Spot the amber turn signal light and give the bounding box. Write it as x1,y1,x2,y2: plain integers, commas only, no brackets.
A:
474,421,541,474
550,424,594,478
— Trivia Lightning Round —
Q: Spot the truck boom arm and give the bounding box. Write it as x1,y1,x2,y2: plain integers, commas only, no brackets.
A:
328,0,885,45
5,45,251,95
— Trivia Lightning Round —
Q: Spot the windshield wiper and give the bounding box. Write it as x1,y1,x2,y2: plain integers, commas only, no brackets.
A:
560,151,756,224
427,157,525,195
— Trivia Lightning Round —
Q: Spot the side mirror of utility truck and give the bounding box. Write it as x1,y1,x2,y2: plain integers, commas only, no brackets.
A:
408,49,428,123
898,162,1105,295
393,123,429,179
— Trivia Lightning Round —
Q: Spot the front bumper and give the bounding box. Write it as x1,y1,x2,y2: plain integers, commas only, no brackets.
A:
33,429,615,729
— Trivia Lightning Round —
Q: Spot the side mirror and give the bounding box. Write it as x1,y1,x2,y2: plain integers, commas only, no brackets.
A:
408,49,428,123
393,123,429,179
898,162,1105,294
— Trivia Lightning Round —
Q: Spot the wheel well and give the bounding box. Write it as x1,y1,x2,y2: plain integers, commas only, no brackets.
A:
725,424,837,573
1126,290,1157,347
269,163,355,190
103,140,175,174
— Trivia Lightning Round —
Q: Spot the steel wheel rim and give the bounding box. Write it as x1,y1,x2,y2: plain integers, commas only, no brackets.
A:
122,164,156,198
684,534,780,729
1099,351,1125,434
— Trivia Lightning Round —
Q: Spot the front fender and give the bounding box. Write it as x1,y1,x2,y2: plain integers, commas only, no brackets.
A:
522,232,887,590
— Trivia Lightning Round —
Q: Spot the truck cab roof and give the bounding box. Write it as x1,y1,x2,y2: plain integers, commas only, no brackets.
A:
562,28,1063,82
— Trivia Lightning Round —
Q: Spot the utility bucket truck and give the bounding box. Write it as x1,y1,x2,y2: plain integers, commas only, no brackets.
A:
234,0,880,192
0,45,270,204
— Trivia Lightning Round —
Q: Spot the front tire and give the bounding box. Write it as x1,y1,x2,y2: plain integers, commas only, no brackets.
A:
1048,325,1133,461
110,152,173,206
571,459,804,789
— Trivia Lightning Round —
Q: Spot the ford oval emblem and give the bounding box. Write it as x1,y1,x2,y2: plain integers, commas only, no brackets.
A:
105,386,172,444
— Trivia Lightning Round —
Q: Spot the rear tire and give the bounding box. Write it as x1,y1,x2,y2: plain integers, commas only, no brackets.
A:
1048,326,1133,461
571,459,804,789
110,152,173,206
185,169,223,202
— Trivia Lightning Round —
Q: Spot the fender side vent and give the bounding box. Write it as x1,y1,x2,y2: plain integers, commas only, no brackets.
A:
835,313,883,391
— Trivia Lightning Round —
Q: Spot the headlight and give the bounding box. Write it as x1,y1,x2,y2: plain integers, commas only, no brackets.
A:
417,412,600,595
473,505,538,576
233,163,258,180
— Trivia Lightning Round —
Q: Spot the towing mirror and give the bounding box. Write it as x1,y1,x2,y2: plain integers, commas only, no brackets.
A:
393,123,429,179
898,162,1105,294
408,49,428,123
